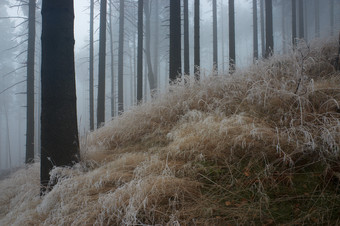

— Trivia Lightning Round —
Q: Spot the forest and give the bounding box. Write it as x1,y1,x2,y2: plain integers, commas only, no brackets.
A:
1,0,340,225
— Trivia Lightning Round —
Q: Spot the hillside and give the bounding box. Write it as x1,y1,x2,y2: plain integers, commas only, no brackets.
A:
1,39,340,225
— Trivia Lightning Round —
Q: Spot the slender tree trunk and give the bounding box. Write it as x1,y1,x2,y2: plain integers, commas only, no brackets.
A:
221,0,225,74
298,0,304,39
304,0,308,41
26,0,36,163
282,1,286,54
330,0,334,36
144,2,156,92
260,0,265,58
109,0,115,117
169,0,181,82
5,109,12,169
97,0,107,127
89,0,94,130
137,0,143,102
194,0,200,79
213,0,218,71
265,0,273,58
152,0,159,88
292,0,297,46
229,0,235,72
253,0,258,60
41,0,80,193
315,0,319,38
183,0,190,75
118,0,125,113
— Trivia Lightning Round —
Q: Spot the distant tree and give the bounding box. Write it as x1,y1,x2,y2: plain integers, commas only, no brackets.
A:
330,0,334,36
89,0,94,130
314,0,319,38
41,0,80,193
169,0,181,82
260,0,265,57
265,0,273,58
253,0,258,60
194,0,200,79
137,0,143,102
292,0,297,46
213,0,218,71
298,0,304,39
183,0,190,75
229,0,235,71
97,0,107,128
144,1,157,92
25,0,36,164
118,0,125,113
109,0,115,117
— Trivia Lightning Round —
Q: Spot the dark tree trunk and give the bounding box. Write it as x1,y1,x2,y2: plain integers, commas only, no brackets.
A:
314,0,319,38
169,0,181,82
298,0,304,39
152,0,159,88
282,1,286,54
194,0,200,79
253,0,258,60
144,2,156,92
260,0,265,58
229,0,235,72
41,0,80,193
26,0,36,164
137,0,143,102
89,0,94,130
118,0,125,113
97,0,107,128
265,0,273,58
292,0,297,46
213,0,218,71
109,0,115,117
183,0,190,75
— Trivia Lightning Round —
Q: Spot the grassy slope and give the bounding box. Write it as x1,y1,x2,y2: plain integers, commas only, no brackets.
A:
1,39,340,225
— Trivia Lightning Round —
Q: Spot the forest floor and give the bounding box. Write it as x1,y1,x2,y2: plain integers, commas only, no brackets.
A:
1,38,340,225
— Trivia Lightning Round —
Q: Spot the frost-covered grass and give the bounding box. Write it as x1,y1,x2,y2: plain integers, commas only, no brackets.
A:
1,38,340,225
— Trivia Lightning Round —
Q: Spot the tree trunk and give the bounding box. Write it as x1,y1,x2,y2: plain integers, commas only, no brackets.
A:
253,0,258,60
330,0,334,36
229,0,235,72
213,0,218,71
169,0,181,82
298,0,304,39
137,0,143,102
265,0,273,58
260,0,265,58
152,0,159,88
109,0,115,117
89,0,94,130
314,0,319,38
26,0,36,163
118,0,125,113
41,0,80,193
183,0,190,75
144,2,156,92
97,0,107,127
194,0,200,79
292,0,297,46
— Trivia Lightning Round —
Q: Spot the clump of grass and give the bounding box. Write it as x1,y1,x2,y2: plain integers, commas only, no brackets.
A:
1,38,340,225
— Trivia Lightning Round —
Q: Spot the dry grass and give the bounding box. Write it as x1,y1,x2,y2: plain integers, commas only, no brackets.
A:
1,38,340,225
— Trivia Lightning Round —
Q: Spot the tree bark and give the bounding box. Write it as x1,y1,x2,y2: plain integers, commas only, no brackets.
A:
260,0,265,58
41,0,80,193
89,0,94,130
229,0,235,72
118,0,125,113
97,0,107,127
194,0,200,79
265,0,273,58
26,0,36,163
169,0,181,82
137,0,143,102
253,0,258,60
109,0,115,117
213,0,218,71
183,0,190,75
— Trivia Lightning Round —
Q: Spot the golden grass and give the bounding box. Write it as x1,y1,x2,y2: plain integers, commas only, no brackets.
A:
1,38,340,225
